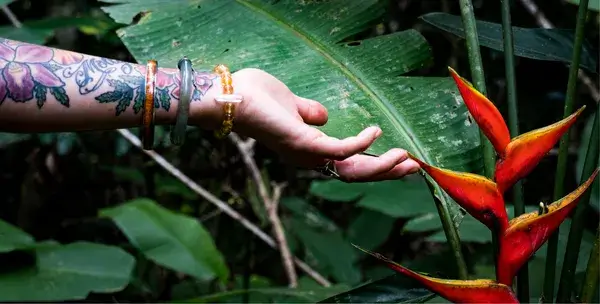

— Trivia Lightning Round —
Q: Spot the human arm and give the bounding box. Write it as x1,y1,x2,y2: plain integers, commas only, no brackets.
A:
0,38,419,181
0,38,217,132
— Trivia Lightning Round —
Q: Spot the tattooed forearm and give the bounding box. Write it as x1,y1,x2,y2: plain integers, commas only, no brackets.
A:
0,38,216,117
